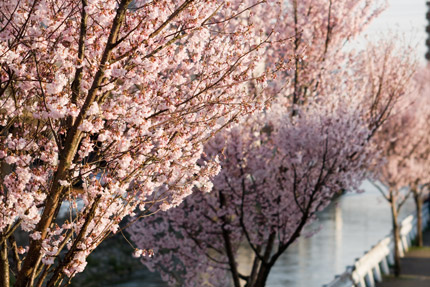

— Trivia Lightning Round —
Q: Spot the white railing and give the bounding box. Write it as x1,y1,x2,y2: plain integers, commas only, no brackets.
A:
322,202,430,287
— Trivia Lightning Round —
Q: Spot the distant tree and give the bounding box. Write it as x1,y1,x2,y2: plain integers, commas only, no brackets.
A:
129,96,374,287
370,63,427,277
0,0,286,285
272,0,385,116
409,68,430,247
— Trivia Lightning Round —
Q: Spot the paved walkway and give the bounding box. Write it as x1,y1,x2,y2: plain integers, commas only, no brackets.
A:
376,229,430,287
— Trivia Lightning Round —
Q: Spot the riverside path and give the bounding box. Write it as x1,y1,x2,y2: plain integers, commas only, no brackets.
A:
376,229,430,287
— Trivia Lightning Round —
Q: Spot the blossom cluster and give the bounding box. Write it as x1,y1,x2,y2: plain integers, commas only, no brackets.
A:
0,0,288,285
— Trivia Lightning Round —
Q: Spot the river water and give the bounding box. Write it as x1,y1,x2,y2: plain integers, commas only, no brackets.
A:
113,180,416,287
260,180,415,287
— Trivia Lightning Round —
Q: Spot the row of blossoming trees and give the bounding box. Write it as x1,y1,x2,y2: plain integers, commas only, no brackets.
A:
0,0,425,286
371,66,430,277
129,1,423,287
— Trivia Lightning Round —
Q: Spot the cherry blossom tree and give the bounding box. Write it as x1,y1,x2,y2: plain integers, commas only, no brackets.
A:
269,0,385,116
370,65,425,277
0,0,287,285
129,96,374,287
408,68,430,247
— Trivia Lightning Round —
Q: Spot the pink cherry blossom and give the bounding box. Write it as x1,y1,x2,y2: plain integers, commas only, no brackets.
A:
0,0,287,285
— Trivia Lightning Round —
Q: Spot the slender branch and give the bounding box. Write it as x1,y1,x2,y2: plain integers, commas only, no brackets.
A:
369,180,390,202
46,195,102,287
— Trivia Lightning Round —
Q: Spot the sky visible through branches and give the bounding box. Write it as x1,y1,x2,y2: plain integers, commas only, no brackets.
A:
362,0,426,61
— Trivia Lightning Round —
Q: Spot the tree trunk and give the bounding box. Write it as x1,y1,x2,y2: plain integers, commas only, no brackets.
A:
252,233,275,287
246,250,261,287
219,190,240,287
14,1,132,285
0,240,10,287
0,162,10,286
253,263,271,287
413,189,423,247
390,197,401,277
221,228,241,287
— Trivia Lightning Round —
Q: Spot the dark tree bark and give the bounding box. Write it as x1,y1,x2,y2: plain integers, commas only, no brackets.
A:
390,194,401,277
412,188,423,247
